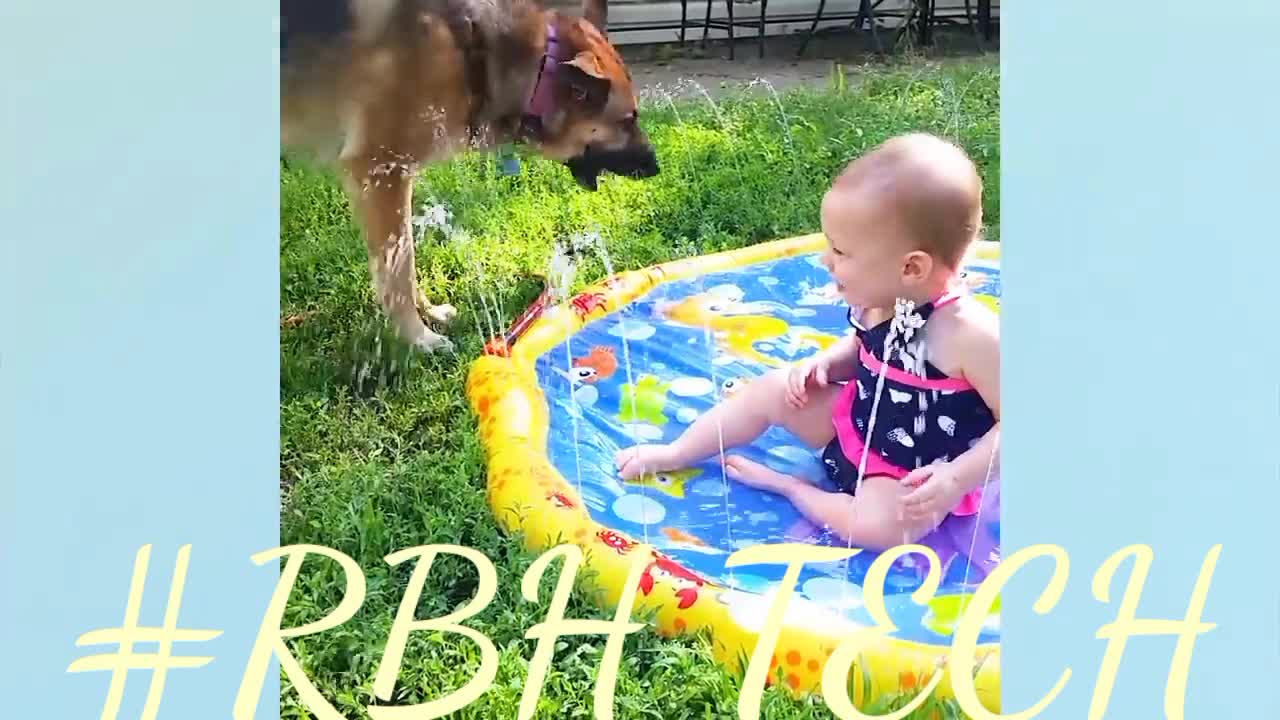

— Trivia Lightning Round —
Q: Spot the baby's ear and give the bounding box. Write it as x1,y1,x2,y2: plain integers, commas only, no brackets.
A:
902,250,934,281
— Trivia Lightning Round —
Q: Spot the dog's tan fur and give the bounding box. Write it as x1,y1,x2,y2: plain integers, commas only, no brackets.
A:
281,0,657,352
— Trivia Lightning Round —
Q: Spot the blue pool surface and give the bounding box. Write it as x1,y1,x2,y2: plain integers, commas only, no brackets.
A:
533,251,1002,645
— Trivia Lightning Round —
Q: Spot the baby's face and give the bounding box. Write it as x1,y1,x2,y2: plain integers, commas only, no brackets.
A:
819,186,915,310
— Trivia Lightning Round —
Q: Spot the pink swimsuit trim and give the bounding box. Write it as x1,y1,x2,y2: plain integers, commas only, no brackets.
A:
856,346,975,391
830,386,982,516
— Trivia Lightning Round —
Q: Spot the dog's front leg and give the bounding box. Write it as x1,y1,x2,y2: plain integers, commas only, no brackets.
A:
344,160,454,354
416,289,458,328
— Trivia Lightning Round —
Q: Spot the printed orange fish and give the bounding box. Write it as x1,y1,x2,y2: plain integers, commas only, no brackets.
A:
571,346,618,383
661,527,709,548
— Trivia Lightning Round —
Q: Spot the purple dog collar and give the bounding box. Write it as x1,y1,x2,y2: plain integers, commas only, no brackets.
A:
523,23,560,124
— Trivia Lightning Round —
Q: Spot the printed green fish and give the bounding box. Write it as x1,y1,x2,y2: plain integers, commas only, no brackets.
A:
922,592,1001,637
617,374,671,426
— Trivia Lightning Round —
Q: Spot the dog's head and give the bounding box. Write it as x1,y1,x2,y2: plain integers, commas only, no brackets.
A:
522,0,659,190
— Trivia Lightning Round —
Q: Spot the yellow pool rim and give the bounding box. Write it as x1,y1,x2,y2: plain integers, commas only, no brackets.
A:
465,233,1001,711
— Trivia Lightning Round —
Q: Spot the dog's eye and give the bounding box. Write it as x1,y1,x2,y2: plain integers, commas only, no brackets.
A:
620,112,637,128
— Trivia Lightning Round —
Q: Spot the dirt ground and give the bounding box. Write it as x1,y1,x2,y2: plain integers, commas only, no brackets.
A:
618,26,998,98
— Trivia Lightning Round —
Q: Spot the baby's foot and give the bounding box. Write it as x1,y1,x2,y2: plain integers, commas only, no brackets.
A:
724,455,800,494
615,444,680,481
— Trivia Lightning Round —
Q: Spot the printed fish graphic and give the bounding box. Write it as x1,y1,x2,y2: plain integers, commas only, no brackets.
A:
661,526,710,547
572,346,618,383
625,467,700,498
657,285,836,368
922,592,1001,636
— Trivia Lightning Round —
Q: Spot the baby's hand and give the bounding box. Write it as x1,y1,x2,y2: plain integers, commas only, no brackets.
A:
899,464,964,522
785,355,831,408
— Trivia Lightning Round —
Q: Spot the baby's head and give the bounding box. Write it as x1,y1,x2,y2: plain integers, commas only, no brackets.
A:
820,133,983,310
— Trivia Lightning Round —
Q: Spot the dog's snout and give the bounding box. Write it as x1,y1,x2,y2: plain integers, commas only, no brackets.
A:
634,146,660,178
615,144,658,179
566,143,660,190
619,151,659,180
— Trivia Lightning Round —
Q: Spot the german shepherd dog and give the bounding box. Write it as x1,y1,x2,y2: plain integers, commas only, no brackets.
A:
281,0,659,352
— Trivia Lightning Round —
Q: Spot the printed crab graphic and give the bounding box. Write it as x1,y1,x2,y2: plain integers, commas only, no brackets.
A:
570,291,609,320
596,529,637,555
547,491,576,509
639,554,710,610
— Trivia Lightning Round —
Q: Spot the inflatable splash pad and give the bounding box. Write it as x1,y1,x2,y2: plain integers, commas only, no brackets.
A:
466,233,1001,708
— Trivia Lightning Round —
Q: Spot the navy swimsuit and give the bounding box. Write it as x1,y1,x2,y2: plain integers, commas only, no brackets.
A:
822,290,996,516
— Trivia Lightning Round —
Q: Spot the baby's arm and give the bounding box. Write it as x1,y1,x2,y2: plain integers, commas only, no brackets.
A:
817,333,861,383
947,315,1001,492
899,310,999,519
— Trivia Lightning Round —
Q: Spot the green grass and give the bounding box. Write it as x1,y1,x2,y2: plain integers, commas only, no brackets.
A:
280,56,999,719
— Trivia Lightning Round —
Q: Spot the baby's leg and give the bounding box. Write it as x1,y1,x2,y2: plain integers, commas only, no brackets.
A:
616,367,840,480
725,457,942,550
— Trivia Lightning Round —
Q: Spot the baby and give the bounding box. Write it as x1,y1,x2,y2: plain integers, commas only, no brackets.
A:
615,133,1000,550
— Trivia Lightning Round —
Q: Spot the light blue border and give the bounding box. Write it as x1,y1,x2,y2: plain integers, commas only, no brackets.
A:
4,1,1279,718
2,3,280,718
1004,1,1279,717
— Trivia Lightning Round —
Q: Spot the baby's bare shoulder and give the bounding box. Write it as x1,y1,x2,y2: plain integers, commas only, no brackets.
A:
928,297,999,371
952,296,999,345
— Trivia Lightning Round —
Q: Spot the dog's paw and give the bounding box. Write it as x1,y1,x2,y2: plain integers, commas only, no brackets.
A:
423,303,459,327
414,331,456,354
417,292,459,328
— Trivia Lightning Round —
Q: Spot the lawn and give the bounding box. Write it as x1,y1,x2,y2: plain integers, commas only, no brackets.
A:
279,56,999,719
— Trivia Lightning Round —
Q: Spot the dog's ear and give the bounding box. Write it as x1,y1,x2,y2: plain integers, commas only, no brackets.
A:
561,50,610,103
562,50,607,80
581,0,607,32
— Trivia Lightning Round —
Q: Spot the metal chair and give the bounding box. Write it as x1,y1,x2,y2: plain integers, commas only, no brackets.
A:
917,0,992,48
796,0,904,57
796,0,995,57
697,0,771,60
